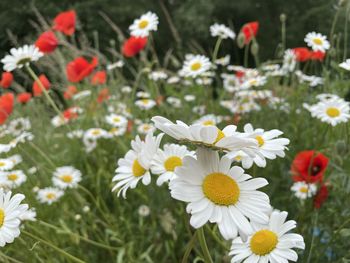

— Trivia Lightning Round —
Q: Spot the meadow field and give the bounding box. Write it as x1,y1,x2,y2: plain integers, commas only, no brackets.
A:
0,2,350,262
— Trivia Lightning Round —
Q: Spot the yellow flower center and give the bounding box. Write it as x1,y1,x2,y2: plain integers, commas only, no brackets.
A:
326,107,340,118
110,127,119,133
142,99,149,105
60,174,73,183
132,159,146,177
203,120,215,126
202,172,240,206
214,129,225,144
113,117,121,123
250,230,278,256
249,79,258,85
7,174,18,181
46,193,56,200
92,130,101,135
164,156,182,172
0,208,5,227
256,135,265,147
139,20,149,29
234,155,242,161
0,162,5,167
313,38,323,45
191,62,202,71
300,186,309,193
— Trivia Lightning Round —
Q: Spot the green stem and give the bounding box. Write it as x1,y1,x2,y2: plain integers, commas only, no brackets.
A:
212,37,223,62
22,230,85,263
244,43,249,68
29,142,56,169
197,227,213,263
38,220,119,251
306,212,318,263
25,65,63,118
0,252,23,263
181,231,198,263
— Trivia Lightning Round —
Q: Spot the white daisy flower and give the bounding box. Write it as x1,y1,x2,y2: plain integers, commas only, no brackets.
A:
152,116,258,158
67,130,84,139
52,166,82,189
37,187,64,205
129,11,159,37
7,154,23,166
339,59,350,71
241,76,267,89
166,97,182,108
0,170,27,188
307,98,350,126
136,91,151,98
121,86,132,94
304,32,330,52
167,76,181,84
112,132,163,198
232,124,289,169
105,114,128,128
0,189,28,247
184,94,196,102
151,143,194,186
170,148,270,240
137,123,155,135
291,182,317,200
135,99,157,110
210,23,236,39
109,126,127,137
0,159,15,171
1,44,43,71
107,60,124,70
51,116,68,127
193,114,222,126
7,118,31,136
215,55,231,66
19,207,36,222
282,49,297,73
84,128,110,140
148,70,168,81
229,210,305,263
180,55,211,78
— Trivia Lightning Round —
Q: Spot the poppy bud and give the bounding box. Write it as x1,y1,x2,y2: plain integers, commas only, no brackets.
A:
236,33,246,48
250,42,259,56
336,140,348,155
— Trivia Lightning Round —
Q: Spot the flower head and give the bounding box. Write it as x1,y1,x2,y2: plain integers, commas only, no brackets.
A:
53,10,76,36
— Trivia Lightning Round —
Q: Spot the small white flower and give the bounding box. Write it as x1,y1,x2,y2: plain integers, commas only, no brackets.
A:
52,166,82,189
129,12,159,37
291,182,317,199
210,23,235,39
1,45,43,71
135,99,156,110
105,114,128,128
138,205,150,217
180,55,211,78
304,32,330,52
37,187,64,205
339,59,350,71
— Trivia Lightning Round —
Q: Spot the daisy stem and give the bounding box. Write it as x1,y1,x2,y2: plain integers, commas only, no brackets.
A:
212,37,223,62
38,220,119,251
306,211,318,263
22,230,85,263
25,65,64,119
181,230,198,263
197,227,213,263
0,252,23,263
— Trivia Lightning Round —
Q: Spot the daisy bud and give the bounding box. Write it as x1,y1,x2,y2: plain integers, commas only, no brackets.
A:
280,13,287,23
75,214,81,221
83,206,90,213
236,32,246,48
250,42,259,56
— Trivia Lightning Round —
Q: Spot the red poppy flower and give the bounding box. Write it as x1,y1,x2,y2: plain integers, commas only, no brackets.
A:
291,150,328,183
63,107,80,120
35,31,58,54
91,71,107,85
33,74,51,97
66,57,98,83
122,36,148,57
97,88,110,103
0,93,14,125
17,92,32,104
313,183,329,209
310,51,326,62
292,48,312,62
63,85,78,100
0,72,14,88
53,10,76,36
240,21,259,44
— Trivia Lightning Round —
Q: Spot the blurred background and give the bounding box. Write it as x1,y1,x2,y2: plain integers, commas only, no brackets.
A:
0,0,344,60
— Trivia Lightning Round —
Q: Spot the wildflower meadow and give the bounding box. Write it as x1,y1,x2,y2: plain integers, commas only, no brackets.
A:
0,1,350,263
